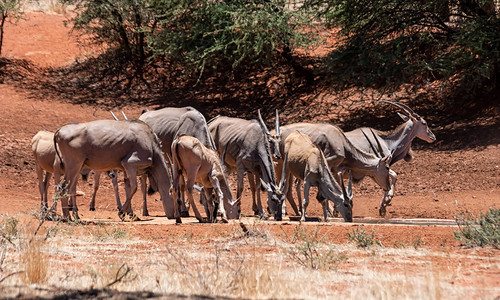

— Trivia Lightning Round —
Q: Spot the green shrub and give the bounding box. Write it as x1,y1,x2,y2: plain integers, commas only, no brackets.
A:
454,208,500,249
0,215,19,245
348,227,382,249
285,226,347,270
304,0,500,107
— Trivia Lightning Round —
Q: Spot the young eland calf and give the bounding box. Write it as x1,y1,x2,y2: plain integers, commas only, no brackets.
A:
279,130,353,222
171,135,241,223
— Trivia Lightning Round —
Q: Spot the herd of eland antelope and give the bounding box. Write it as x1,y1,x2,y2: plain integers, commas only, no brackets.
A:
31,101,435,223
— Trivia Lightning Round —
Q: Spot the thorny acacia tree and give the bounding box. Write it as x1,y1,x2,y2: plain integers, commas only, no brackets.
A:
303,0,500,106
62,0,315,80
0,0,24,56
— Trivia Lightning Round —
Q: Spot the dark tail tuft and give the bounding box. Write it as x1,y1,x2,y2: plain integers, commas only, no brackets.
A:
147,185,156,195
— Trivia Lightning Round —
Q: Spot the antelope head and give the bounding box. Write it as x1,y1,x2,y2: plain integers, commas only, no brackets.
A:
380,100,436,143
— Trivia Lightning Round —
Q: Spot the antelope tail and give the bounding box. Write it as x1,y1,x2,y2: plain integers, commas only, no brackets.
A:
53,130,64,169
171,140,182,176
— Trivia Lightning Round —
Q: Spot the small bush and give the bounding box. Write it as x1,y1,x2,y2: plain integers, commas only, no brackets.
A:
0,215,19,245
348,228,383,249
454,208,500,249
285,226,347,271
89,224,129,241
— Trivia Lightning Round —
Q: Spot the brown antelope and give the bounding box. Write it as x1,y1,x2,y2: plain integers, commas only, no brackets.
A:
170,135,240,223
279,130,352,222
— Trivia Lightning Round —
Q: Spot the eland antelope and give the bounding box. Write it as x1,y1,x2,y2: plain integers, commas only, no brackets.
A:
171,135,241,223
139,106,216,216
208,112,285,220
54,119,175,221
31,130,65,210
280,130,352,222
276,123,392,216
345,100,436,216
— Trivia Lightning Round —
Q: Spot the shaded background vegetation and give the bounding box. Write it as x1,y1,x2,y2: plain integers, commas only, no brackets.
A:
2,0,500,119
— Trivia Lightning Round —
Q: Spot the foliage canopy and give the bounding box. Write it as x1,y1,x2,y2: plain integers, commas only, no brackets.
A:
303,0,500,104
62,0,314,79
62,0,500,107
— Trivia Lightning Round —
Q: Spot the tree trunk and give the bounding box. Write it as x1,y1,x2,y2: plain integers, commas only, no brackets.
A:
0,14,7,57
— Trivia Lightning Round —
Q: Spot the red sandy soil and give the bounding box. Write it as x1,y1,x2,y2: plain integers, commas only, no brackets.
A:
0,11,499,296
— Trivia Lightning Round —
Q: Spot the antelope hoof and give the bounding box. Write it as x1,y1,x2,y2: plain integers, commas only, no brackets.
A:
219,218,229,224
118,211,126,221
379,206,387,217
258,213,269,220
252,206,259,215
142,210,149,217
129,213,141,222
176,217,182,224
89,207,95,211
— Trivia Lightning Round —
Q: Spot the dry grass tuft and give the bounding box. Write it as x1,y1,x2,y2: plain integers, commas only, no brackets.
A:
161,246,301,299
22,237,48,284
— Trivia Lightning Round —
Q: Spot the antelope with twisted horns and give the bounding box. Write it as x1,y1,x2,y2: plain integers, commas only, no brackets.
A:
276,123,392,216
171,135,241,223
139,106,216,216
208,110,285,220
345,100,436,216
54,119,175,221
278,131,352,222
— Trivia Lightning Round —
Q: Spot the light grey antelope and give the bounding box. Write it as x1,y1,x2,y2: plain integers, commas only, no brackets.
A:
208,112,285,220
31,130,92,211
54,119,175,221
280,130,352,222
106,111,153,216
33,129,136,215
171,135,241,223
345,100,436,216
31,130,65,209
139,106,216,216
276,123,392,216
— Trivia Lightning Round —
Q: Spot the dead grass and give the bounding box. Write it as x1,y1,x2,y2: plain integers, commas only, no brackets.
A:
1,216,499,299
21,237,49,284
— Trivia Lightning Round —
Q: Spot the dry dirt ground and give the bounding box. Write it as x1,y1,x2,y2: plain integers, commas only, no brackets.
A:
0,11,499,299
